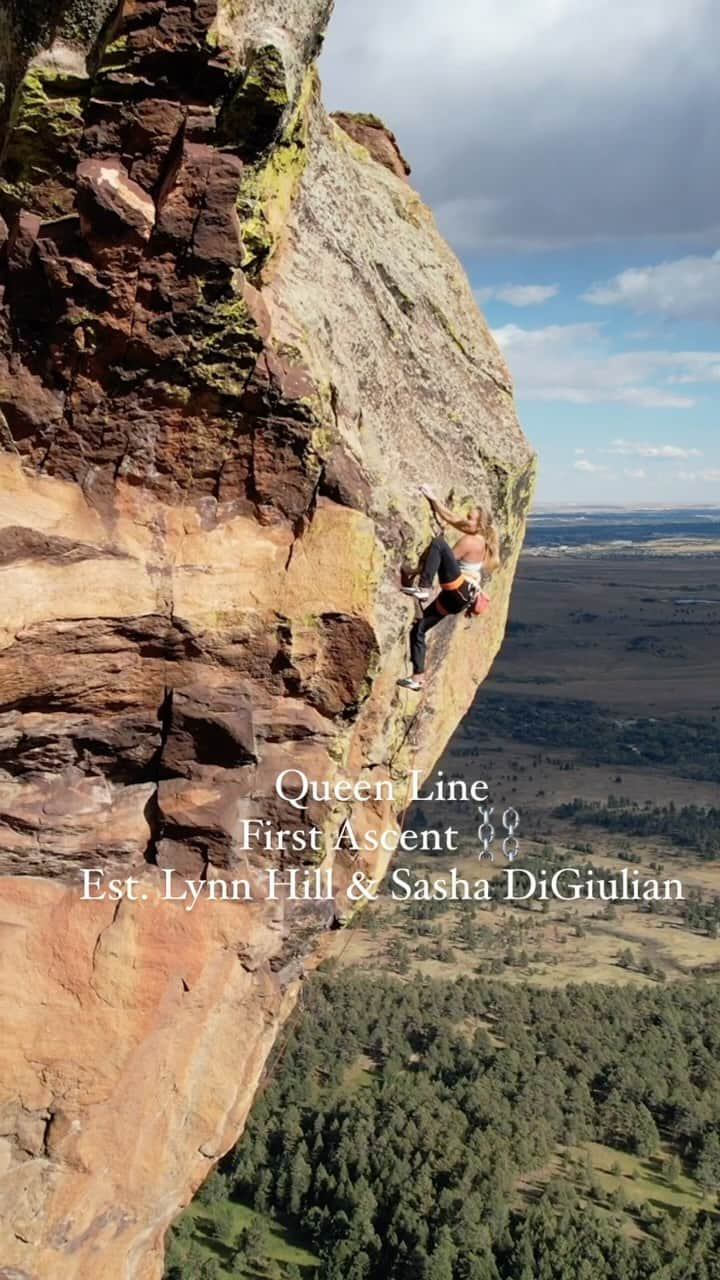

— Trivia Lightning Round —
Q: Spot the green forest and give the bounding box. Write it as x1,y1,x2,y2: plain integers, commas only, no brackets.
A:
470,694,720,782
166,971,720,1280
553,799,720,859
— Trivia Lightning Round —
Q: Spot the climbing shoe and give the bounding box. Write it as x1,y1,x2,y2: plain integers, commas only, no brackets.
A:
401,586,430,602
397,676,424,691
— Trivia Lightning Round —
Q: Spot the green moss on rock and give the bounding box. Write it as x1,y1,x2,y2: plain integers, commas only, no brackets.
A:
235,67,315,278
218,44,289,157
96,35,131,75
336,111,385,129
58,0,119,47
192,294,264,397
0,63,88,217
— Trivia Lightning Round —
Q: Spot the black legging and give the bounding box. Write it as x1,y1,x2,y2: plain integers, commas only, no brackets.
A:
418,535,462,589
410,536,472,674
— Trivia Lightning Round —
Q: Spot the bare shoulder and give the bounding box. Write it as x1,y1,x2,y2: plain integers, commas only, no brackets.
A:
454,532,486,559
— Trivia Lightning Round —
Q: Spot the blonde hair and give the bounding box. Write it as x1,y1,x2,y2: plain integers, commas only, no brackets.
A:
471,506,500,573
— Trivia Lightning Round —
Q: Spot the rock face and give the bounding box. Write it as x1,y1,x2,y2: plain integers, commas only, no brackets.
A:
331,111,411,179
0,1,534,1276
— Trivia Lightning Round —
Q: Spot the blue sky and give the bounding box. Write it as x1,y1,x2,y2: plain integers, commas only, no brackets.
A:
320,0,720,506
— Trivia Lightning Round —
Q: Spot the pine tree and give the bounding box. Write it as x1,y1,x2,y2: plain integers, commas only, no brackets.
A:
288,1145,312,1216
199,1260,222,1280
254,1169,274,1213
425,1226,456,1280
196,1171,228,1206
244,1215,270,1261
631,1102,660,1157
697,1131,720,1195
183,1241,206,1273
211,1201,236,1244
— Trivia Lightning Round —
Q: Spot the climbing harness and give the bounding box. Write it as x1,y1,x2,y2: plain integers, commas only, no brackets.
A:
469,588,490,617
457,566,490,617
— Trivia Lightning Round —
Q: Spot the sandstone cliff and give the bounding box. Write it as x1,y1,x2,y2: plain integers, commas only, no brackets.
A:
0,1,534,1275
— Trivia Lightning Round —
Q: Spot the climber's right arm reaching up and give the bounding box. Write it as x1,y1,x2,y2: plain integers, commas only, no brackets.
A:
419,485,480,534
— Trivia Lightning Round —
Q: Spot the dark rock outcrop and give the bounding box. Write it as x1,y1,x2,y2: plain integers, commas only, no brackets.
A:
331,110,411,179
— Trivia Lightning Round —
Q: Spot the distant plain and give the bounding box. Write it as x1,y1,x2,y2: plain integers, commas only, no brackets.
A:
331,512,720,989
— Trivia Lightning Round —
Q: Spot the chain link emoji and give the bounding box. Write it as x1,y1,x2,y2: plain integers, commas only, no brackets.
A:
477,807,495,861
502,807,520,861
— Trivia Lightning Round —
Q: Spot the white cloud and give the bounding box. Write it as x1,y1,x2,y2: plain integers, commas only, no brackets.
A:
624,468,648,479
665,355,720,384
476,284,559,307
606,439,702,458
584,252,720,320
321,0,720,250
493,322,720,408
574,459,608,473
678,468,720,482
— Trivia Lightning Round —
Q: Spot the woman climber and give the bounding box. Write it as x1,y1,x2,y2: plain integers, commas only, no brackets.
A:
396,485,500,693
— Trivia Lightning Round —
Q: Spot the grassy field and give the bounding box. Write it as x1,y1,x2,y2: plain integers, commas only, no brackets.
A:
482,554,720,717
329,833,720,988
342,1052,376,1091
515,1140,716,1245
567,1143,709,1212
174,1199,319,1275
